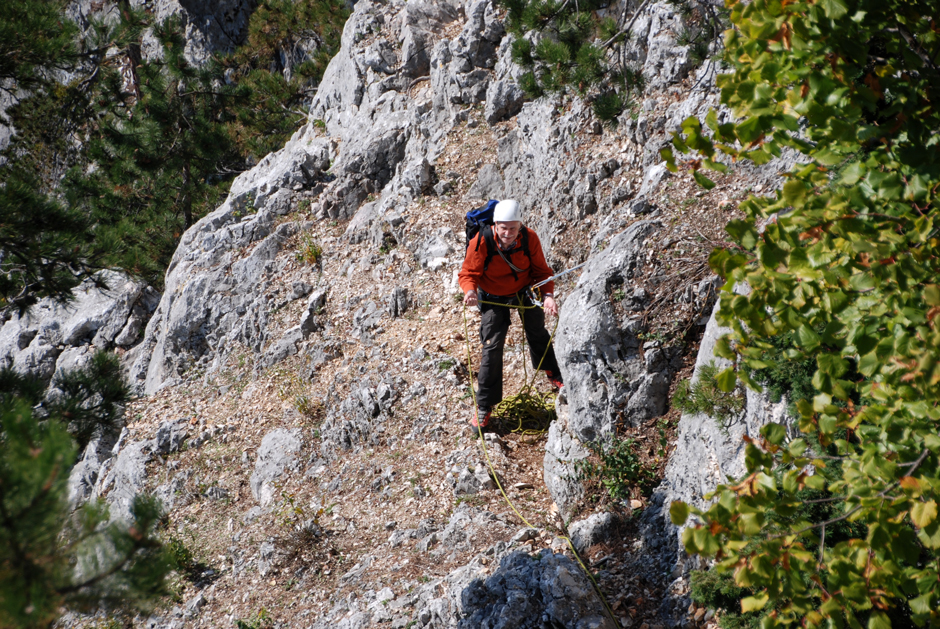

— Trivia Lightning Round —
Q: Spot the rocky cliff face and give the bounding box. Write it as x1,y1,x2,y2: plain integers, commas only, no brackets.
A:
5,0,802,627
67,0,259,63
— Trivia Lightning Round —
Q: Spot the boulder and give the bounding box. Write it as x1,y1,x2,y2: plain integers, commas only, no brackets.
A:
319,377,401,458
250,428,303,506
458,551,616,629
484,80,524,124
155,419,189,454
545,221,672,518
465,163,504,200
569,512,618,555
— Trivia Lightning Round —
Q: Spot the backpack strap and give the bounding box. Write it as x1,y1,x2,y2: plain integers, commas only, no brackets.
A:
482,225,533,281
520,226,531,261
474,226,486,253
481,225,500,273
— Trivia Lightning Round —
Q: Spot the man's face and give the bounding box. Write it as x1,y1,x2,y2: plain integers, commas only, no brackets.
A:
494,221,521,247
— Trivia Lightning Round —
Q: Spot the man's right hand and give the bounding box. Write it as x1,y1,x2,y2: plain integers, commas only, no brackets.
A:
464,290,478,308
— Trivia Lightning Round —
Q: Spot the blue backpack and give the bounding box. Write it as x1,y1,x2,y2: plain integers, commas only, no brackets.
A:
464,200,531,279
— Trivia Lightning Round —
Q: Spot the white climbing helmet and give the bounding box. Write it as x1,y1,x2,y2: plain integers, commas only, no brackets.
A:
494,199,521,222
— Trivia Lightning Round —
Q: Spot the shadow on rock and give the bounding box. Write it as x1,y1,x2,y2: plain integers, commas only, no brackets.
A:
459,549,616,629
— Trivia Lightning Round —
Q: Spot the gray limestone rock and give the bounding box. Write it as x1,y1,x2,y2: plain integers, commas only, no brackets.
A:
633,298,797,622
340,555,374,585
184,592,206,619
0,271,154,384
155,419,189,454
484,80,525,125
387,287,409,318
545,221,673,518
569,512,617,555
465,163,504,200
250,428,303,506
67,428,123,508
68,0,256,67
414,228,455,270
263,325,305,366
619,1,695,91
114,286,161,347
318,377,401,458
352,301,383,338
454,468,482,495
398,1,461,78
542,407,590,516
12,340,58,382
153,471,190,513
138,207,301,393
93,437,154,523
299,289,329,338
458,551,616,629
557,221,666,436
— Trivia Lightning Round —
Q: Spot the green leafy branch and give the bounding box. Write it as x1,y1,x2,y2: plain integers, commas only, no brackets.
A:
661,0,940,625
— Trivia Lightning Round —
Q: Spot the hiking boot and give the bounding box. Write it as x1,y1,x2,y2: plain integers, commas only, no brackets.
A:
469,406,492,435
546,371,564,390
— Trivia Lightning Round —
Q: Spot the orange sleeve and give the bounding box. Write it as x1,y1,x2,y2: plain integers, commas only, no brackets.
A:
458,232,487,294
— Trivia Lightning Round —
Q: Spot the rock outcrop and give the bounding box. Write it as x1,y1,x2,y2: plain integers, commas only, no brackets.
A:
545,221,678,517
637,301,794,621
0,271,158,384
67,0,258,64
131,132,332,394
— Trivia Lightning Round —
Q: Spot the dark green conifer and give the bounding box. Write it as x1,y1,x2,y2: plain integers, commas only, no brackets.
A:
0,355,172,629
64,16,246,287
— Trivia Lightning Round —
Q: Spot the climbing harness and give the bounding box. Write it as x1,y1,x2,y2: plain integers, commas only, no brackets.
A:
472,291,556,433
461,295,623,628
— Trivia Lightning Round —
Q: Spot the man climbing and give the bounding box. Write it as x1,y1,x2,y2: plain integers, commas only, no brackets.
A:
458,199,563,432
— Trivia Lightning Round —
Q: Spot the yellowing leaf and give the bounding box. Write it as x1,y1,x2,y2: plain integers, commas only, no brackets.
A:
911,500,938,528
925,285,940,307
899,476,923,497
741,592,769,612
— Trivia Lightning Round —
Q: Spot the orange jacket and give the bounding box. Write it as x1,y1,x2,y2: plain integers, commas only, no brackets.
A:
458,227,555,297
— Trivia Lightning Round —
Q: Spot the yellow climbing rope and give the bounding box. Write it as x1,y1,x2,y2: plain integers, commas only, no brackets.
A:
473,293,558,435
461,298,623,629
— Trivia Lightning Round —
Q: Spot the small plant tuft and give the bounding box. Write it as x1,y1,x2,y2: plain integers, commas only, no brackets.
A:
690,569,759,629
294,394,324,422
235,608,273,629
672,362,745,433
296,231,323,266
576,436,657,501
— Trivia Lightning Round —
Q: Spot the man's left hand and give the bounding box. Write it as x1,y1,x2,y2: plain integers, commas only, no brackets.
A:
544,295,557,317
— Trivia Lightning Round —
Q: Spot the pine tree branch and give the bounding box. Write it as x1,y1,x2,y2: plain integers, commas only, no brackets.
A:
54,543,143,596
601,0,651,49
